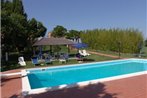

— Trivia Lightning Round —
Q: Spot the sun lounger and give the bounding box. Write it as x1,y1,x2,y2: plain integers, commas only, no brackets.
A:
45,56,52,64
59,54,67,63
18,56,26,66
79,50,87,56
82,50,90,56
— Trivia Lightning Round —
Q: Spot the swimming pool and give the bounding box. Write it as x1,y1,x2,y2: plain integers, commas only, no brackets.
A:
22,59,147,95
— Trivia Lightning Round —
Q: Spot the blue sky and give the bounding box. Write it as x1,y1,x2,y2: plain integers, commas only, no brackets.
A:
23,0,147,38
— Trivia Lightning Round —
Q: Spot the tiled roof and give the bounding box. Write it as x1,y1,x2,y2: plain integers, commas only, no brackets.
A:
33,38,74,46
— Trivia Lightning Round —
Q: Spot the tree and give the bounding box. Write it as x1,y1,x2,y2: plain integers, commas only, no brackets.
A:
51,25,67,37
27,18,47,50
1,0,47,53
66,30,80,39
80,28,143,53
13,0,27,18
145,39,147,47
1,0,28,52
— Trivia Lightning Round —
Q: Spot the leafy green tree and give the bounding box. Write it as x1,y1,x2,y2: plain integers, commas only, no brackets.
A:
13,0,27,17
27,18,46,50
51,25,67,37
66,30,81,39
13,16,27,51
80,28,143,53
1,0,47,53
1,0,28,52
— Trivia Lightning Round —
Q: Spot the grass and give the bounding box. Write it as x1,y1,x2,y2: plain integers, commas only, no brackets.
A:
1,48,116,71
88,46,147,58
4,45,146,71
24,54,116,69
142,46,147,54
86,54,116,61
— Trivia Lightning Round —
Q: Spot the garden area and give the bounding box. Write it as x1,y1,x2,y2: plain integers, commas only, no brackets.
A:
1,0,147,72
1,45,117,72
2,42,147,72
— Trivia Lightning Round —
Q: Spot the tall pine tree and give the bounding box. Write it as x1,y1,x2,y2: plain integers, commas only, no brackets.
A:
1,0,47,53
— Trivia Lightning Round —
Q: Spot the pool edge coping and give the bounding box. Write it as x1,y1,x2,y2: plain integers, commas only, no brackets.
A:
21,58,147,96
26,58,146,71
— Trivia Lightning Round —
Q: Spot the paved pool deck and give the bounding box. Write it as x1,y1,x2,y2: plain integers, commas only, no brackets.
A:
1,69,147,98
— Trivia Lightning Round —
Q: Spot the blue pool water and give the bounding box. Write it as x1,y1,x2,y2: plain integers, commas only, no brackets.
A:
27,59,147,89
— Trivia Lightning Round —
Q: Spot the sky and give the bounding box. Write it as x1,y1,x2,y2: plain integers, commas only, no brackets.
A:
23,0,147,38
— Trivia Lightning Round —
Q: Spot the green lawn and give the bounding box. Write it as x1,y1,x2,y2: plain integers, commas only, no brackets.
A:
88,46,147,58
1,47,116,71
2,45,147,72
142,46,147,54
1,46,147,71
24,54,116,69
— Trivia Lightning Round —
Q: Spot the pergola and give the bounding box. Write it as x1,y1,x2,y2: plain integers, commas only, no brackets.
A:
32,37,74,56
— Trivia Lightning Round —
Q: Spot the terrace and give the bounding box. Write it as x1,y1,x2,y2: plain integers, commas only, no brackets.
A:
1,69,147,98
1,44,147,98
1,0,147,98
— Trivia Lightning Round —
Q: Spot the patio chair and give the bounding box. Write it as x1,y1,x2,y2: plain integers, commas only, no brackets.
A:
59,54,66,63
82,50,90,56
31,57,40,66
76,53,83,63
79,50,87,56
45,56,53,64
64,53,69,61
18,56,26,66
37,53,43,60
